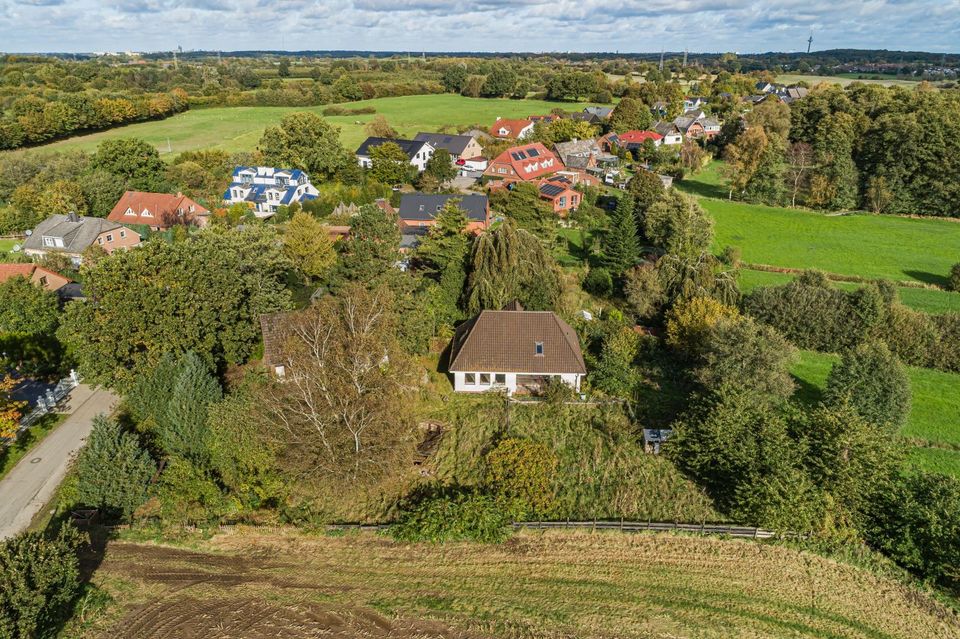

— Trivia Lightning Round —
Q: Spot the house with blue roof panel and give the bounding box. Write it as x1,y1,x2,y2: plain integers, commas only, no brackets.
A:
223,166,319,218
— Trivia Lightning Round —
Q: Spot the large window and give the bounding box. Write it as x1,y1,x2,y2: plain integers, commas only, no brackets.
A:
465,373,476,385
494,374,506,385
479,373,491,385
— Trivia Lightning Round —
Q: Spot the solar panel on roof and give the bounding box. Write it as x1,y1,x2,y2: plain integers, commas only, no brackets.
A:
527,148,540,157
540,184,564,197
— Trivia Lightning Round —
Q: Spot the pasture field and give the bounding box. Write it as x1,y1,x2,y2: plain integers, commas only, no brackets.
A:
70,529,958,639
791,350,960,477
677,163,960,286
7,94,599,158
737,269,960,315
776,73,920,87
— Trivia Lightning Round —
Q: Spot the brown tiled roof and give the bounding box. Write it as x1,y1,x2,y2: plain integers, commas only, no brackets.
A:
449,308,586,375
107,191,209,227
0,263,72,293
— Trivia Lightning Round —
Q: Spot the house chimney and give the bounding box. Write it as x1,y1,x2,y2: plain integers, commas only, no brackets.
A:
176,191,183,198
67,211,79,223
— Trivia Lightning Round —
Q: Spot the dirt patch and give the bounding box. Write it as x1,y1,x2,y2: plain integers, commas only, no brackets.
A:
97,542,484,638
111,597,480,639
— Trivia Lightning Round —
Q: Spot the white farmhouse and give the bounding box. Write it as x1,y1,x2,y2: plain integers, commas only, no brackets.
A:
448,301,586,396
355,137,435,172
223,166,319,218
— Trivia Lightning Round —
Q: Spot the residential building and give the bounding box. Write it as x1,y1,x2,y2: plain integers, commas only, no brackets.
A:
448,301,587,396
617,130,664,149
488,117,535,140
0,263,73,294
23,212,141,266
397,193,490,232
355,137,435,172
683,96,708,111
553,139,618,173
108,191,209,231
537,177,581,215
674,110,721,139
483,143,562,182
583,106,613,120
651,121,684,145
413,132,483,162
223,166,319,218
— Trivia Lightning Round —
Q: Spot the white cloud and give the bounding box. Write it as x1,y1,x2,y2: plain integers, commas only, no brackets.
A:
0,0,957,52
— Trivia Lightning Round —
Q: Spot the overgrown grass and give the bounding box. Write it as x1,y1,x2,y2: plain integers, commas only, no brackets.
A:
0,413,65,481
81,530,958,638
790,350,960,477
738,269,960,315
9,94,601,158
428,394,721,522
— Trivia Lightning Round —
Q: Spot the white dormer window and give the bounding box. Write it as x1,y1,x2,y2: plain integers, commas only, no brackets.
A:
43,236,55,247
141,209,152,217
535,342,544,356
125,208,135,216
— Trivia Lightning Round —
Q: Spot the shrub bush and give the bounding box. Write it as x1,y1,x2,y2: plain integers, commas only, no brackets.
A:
390,486,516,544
582,267,613,297
0,525,86,638
949,263,960,292
485,438,558,517
824,341,911,431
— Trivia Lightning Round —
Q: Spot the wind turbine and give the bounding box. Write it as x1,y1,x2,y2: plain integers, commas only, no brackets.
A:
806,31,813,54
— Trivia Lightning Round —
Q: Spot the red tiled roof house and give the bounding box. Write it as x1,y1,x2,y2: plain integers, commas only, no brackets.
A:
108,191,210,231
483,143,562,182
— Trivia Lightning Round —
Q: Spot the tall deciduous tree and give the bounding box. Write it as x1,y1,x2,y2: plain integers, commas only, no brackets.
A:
261,284,417,484
368,141,410,185
608,97,652,133
259,111,351,181
644,190,713,259
465,222,561,314
91,138,166,191
58,226,291,389
283,211,336,283
423,148,457,184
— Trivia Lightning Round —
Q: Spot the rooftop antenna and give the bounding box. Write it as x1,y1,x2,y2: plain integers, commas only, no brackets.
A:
806,31,813,54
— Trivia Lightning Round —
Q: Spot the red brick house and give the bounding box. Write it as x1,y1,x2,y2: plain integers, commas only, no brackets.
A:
483,143,563,182
0,263,73,293
537,177,581,216
108,191,210,231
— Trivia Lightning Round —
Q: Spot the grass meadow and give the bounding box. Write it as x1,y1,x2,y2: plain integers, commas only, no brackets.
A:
8,94,598,158
791,350,960,478
776,73,921,87
74,529,958,638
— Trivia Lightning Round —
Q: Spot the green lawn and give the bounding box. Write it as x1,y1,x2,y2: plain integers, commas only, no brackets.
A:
676,167,960,285
791,350,960,477
738,269,960,315
8,94,601,159
909,447,960,477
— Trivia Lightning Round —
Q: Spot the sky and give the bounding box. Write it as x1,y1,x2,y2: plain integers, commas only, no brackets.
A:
0,0,958,54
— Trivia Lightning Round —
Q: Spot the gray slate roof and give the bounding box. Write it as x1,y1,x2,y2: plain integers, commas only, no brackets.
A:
23,214,125,254
398,193,488,223
355,137,431,160
413,132,474,156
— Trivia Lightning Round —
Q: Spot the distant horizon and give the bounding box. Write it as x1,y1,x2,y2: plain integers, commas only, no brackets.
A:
4,47,959,59
1,0,958,55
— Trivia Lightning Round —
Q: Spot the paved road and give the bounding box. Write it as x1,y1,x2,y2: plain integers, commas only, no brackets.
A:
0,385,118,539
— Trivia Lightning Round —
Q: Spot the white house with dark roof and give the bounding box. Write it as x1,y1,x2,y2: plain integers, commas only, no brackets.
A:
355,137,435,171
448,301,586,396
413,132,483,162
223,166,319,218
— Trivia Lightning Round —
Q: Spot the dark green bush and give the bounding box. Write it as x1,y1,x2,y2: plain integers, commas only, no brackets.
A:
390,486,516,544
583,267,613,297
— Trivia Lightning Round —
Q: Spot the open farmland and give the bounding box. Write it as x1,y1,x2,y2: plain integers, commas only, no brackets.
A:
776,73,921,87
6,94,600,158
74,529,959,639
791,350,960,478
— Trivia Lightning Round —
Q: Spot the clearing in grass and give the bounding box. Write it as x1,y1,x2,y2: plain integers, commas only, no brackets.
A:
71,529,959,639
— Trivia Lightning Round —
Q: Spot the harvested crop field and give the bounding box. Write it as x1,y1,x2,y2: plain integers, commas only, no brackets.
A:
79,529,960,639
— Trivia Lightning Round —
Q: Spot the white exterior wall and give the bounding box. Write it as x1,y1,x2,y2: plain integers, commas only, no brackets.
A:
661,133,683,145
452,371,582,396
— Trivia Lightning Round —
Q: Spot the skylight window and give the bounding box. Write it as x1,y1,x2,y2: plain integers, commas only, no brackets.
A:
535,342,544,356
